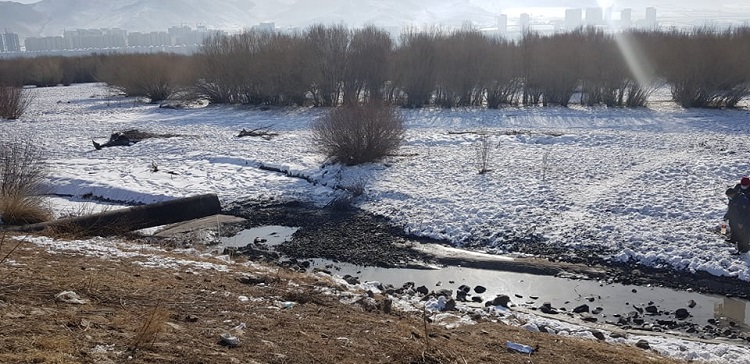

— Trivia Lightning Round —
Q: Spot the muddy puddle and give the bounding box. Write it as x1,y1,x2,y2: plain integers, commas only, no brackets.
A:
221,226,750,340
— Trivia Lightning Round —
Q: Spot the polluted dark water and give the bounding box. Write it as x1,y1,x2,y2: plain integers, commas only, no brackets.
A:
220,225,298,248
222,227,750,338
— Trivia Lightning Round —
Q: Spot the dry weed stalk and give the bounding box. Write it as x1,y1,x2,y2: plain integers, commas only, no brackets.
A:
131,302,170,350
475,134,493,174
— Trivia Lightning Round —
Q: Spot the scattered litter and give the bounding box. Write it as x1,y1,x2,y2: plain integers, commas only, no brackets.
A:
55,291,88,304
506,341,535,355
238,295,249,302
232,322,246,331
281,301,296,309
219,333,240,348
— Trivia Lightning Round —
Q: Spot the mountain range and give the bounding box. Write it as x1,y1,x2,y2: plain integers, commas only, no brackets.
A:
0,0,503,37
1,0,748,38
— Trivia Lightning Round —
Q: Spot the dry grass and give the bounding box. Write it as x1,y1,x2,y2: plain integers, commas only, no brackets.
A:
0,194,51,225
131,303,171,351
0,238,683,364
0,139,51,225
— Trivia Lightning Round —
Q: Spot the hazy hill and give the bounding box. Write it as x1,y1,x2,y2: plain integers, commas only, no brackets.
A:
0,0,498,37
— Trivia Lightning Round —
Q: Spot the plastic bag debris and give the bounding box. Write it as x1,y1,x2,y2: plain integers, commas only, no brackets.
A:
219,333,240,347
55,291,88,304
506,341,535,354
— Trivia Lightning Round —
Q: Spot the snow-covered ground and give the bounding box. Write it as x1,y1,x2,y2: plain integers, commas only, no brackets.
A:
4,83,750,362
4,83,749,280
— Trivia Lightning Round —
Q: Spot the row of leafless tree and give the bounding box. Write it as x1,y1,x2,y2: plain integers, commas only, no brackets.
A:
0,25,748,108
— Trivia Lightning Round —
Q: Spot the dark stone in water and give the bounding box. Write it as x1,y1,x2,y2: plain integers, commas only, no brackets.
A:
645,305,658,314
688,299,697,308
416,285,429,295
675,308,690,320
458,285,471,293
592,307,603,315
573,304,590,314
471,296,483,303
474,285,487,294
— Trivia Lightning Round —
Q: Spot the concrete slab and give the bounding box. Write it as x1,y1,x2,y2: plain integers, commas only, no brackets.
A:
154,214,246,237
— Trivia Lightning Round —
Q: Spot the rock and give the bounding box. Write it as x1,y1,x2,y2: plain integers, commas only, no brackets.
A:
342,275,360,285
610,332,627,339
443,299,457,312
237,273,266,285
514,294,523,298
456,291,468,302
581,315,598,323
573,304,590,314
592,307,603,315
585,296,596,302
635,339,650,350
416,286,429,295
488,295,511,308
539,302,558,315
458,285,471,293
435,289,453,299
471,296,483,303
474,285,487,294
631,289,638,293
590,330,606,341
688,300,697,308
675,308,690,320
645,305,658,314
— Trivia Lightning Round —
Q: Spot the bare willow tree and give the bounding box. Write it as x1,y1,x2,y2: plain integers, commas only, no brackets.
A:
306,24,349,107
392,29,438,108
647,27,750,108
484,37,522,108
344,26,393,104
98,54,191,102
434,27,489,108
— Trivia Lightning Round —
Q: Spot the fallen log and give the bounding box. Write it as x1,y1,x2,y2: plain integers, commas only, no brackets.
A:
7,193,221,236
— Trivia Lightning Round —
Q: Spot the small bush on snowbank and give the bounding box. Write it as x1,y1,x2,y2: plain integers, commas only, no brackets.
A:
0,86,33,120
311,102,405,166
0,140,50,225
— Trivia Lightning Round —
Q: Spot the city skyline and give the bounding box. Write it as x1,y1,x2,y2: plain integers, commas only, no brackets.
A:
1,1,749,55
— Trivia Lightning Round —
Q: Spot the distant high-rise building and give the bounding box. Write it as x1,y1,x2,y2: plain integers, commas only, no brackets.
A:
645,7,657,29
585,7,603,26
253,22,275,33
565,9,582,30
497,14,508,35
620,8,632,28
3,31,21,52
519,13,530,32
604,7,613,24
0,35,4,52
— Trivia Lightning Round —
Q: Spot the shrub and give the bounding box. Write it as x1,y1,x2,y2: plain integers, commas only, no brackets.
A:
98,54,190,103
0,86,33,120
311,102,405,165
0,140,51,225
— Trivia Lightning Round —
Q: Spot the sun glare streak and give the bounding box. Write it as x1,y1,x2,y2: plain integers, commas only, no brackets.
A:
597,0,656,88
